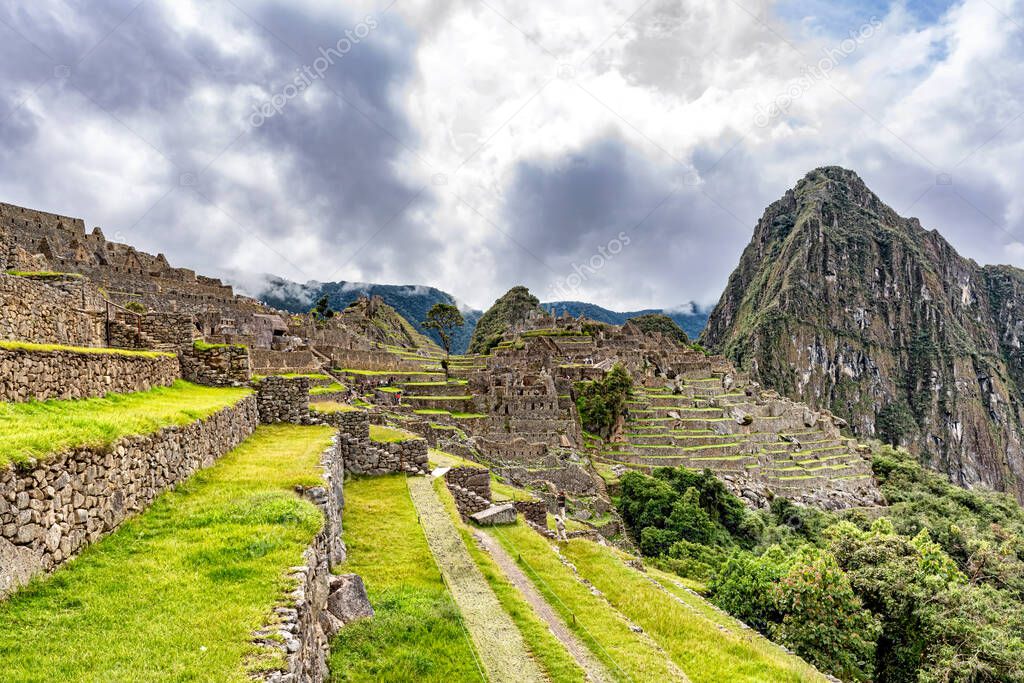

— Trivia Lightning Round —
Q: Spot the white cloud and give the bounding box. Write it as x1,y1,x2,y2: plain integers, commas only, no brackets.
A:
1,0,1022,312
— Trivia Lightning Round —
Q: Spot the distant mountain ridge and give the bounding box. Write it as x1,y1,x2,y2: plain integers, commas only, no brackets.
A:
543,301,709,340
251,276,709,354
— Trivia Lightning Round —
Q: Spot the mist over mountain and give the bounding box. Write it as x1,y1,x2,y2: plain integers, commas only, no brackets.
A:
246,275,708,354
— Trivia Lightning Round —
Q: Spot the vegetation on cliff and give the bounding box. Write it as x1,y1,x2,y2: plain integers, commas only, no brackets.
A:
700,166,1024,502
574,364,632,439
336,295,440,351
468,286,544,354
616,447,1024,682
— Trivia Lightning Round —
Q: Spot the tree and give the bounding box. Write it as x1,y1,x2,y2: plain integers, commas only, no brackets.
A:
310,294,335,326
421,303,464,375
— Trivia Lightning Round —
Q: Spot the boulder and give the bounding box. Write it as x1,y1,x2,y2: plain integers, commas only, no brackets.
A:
469,503,517,526
327,574,374,624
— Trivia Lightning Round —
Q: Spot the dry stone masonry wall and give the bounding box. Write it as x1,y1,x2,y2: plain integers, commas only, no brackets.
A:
0,274,104,346
181,343,252,387
252,434,365,683
0,346,179,403
257,376,311,424
335,411,429,475
0,395,258,598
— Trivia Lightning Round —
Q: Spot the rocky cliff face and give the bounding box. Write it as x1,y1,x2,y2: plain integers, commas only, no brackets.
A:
701,166,1024,502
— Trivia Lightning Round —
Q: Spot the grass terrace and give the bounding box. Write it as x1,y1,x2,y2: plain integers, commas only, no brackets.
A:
413,409,487,419
5,270,83,280
561,541,825,683
433,479,587,682
369,424,420,443
489,523,684,682
0,380,252,468
340,369,442,378
0,425,335,682
329,475,482,681
0,340,173,359
308,401,362,414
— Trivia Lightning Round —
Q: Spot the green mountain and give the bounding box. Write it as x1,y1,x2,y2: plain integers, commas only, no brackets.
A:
468,286,544,354
701,166,1024,502
544,300,709,339
257,277,481,353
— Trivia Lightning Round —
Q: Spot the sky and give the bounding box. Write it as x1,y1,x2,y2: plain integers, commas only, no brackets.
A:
0,0,1021,312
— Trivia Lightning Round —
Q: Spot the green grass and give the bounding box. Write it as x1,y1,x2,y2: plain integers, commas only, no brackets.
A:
330,476,483,681
428,448,478,469
309,401,362,413
309,384,347,396
193,339,246,351
0,381,252,468
489,523,683,682
0,340,173,358
252,372,331,381
5,270,83,279
433,479,586,682
561,541,826,683
0,424,335,682
340,369,441,377
369,424,419,444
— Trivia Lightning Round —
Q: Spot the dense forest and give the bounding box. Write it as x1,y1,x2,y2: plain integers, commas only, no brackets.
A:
617,448,1024,682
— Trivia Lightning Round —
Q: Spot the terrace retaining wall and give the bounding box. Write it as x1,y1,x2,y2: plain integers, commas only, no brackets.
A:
0,395,258,598
0,346,180,403
257,376,311,424
180,343,251,387
335,411,429,475
252,434,355,683
0,274,104,346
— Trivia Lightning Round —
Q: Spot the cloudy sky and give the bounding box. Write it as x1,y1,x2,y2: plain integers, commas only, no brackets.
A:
1,0,1021,311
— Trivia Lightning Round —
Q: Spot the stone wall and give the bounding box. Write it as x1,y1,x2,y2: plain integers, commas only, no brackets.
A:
250,349,319,373
251,434,368,683
0,396,258,598
514,500,548,528
0,346,180,403
336,411,429,475
324,347,424,372
257,376,311,424
0,274,104,346
444,467,493,518
180,343,251,387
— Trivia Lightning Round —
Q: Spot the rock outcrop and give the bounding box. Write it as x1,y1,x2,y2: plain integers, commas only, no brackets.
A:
701,166,1024,501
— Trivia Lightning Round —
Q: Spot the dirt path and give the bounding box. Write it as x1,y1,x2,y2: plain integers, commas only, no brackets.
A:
407,476,545,683
474,530,613,683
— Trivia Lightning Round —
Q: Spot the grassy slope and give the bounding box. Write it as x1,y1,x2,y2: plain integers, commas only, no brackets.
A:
0,425,334,682
0,381,252,467
329,475,483,682
0,340,172,358
561,541,826,683
368,424,420,443
490,523,683,682
432,478,587,683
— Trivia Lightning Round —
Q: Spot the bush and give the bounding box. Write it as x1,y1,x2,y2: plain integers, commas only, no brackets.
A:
771,552,880,683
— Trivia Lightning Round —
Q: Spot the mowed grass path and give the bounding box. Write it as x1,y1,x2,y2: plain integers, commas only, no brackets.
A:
0,424,334,682
0,380,252,467
329,475,483,682
489,523,687,682
561,542,827,683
